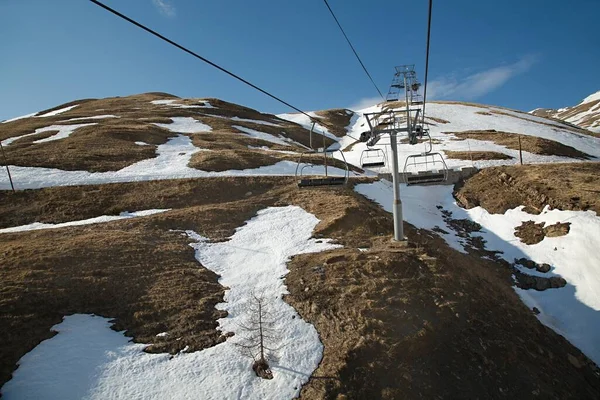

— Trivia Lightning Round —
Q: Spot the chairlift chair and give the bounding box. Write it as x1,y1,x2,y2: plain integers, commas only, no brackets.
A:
295,122,349,187
360,147,387,168
296,149,349,187
403,151,448,185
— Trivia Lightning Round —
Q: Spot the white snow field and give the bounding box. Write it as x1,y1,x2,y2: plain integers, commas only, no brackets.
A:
1,123,97,146
153,117,212,133
36,104,79,117
2,206,340,400
1,112,37,123
151,99,215,109
355,180,600,365
63,115,119,121
233,125,292,146
230,116,282,127
0,209,169,234
336,102,600,175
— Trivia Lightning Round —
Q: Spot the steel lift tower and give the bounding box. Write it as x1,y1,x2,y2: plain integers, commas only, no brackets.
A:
361,65,428,241
386,65,423,105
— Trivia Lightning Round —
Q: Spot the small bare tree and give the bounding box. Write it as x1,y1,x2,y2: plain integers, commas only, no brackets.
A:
234,293,281,379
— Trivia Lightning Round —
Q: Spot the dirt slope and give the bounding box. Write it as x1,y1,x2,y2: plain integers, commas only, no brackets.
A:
455,162,600,214
1,177,599,398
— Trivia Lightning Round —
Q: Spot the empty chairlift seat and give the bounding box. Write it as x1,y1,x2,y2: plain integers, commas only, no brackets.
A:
296,149,349,188
360,148,387,168
402,152,448,185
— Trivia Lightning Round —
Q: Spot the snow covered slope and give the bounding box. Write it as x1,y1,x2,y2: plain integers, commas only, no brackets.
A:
324,100,600,177
531,90,600,133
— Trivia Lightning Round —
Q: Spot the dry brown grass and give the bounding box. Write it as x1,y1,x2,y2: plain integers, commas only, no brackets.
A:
475,111,493,116
455,162,600,214
0,93,335,173
3,120,174,172
445,150,513,161
1,176,600,398
286,220,600,399
314,109,353,138
514,221,571,245
448,130,593,159
426,116,450,124
189,149,280,172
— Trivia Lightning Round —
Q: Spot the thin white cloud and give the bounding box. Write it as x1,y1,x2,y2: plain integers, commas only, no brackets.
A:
348,96,382,111
428,55,538,101
152,0,176,17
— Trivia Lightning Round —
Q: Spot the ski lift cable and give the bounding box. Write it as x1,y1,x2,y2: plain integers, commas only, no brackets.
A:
421,0,433,122
88,0,316,121
322,0,384,100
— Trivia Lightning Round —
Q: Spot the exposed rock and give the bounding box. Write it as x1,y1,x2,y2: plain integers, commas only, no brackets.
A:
515,221,546,245
513,271,567,291
514,258,553,274
544,222,571,238
515,220,571,245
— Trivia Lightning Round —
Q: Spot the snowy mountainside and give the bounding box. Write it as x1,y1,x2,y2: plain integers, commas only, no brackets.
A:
2,93,600,399
279,99,600,175
531,90,600,133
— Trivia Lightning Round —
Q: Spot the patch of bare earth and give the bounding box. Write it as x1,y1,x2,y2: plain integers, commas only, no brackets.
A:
514,221,571,245
2,177,600,398
455,162,600,214
285,220,599,399
448,130,593,159
314,109,354,138
445,150,513,161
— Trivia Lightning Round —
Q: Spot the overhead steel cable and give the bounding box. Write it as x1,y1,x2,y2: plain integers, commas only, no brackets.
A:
88,0,315,120
322,0,384,100
421,0,433,122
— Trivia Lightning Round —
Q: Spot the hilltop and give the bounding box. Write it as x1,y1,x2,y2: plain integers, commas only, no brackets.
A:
531,90,600,134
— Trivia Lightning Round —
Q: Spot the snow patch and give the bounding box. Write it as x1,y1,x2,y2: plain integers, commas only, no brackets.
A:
36,105,79,117
234,125,291,146
63,115,119,121
153,117,212,133
230,116,282,127
1,123,97,146
151,99,177,105
0,209,170,233
582,90,600,104
2,112,37,123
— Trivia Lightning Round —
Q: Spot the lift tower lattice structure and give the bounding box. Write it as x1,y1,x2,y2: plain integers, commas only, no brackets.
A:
386,65,423,105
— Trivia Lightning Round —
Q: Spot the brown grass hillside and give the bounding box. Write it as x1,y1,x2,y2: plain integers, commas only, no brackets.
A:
0,93,334,173
1,176,599,398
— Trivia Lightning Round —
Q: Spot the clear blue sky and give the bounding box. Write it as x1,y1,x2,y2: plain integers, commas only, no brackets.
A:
1,0,599,120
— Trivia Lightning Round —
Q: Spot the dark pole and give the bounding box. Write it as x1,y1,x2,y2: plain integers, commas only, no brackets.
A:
518,135,523,165
422,0,433,126
0,141,15,192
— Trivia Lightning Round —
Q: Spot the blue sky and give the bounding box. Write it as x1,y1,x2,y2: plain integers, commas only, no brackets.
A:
1,0,599,120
